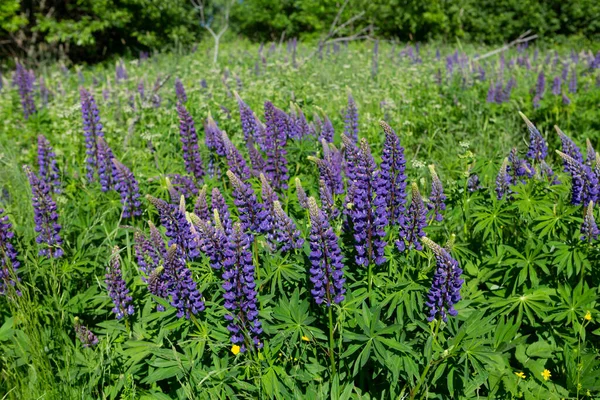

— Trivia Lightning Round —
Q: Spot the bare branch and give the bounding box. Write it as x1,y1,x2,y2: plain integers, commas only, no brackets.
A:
473,31,537,61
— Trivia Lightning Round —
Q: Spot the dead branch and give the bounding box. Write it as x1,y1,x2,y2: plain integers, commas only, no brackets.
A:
473,31,538,61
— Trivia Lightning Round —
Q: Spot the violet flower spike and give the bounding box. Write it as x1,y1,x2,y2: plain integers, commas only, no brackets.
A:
295,178,309,209
37,135,61,193
581,201,599,243
113,159,142,218
319,179,339,219
272,201,304,252
190,212,228,270
176,103,205,181
496,158,512,200
320,114,334,143
211,188,233,234
166,174,199,202
520,112,548,162
235,92,259,142
555,125,583,172
422,237,463,322
344,92,359,142
175,77,187,102
15,63,36,119
396,183,427,252
222,223,262,351
193,185,211,221
427,165,446,222
96,138,117,192
307,198,346,306
263,101,289,190
80,88,105,182
226,171,270,234
247,140,266,177
0,208,20,297
105,246,134,319
222,131,252,180
556,151,599,206
24,165,63,258
163,244,205,319
74,318,99,348
378,121,407,226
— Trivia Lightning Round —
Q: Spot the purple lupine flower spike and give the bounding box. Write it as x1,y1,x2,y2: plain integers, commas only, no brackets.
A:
80,88,105,182
555,125,583,172
295,178,309,209
552,76,561,95
37,135,61,193
146,195,200,259
193,185,211,221
496,158,512,200
105,246,134,319
176,103,205,181
520,112,548,162
556,151,599,206
226,171,269,234
319,179,339,219
467,174,481,192
222,131,252,180
349,139,388,266
396,183,427,252
585,139,596,167
581,201,599,243
422,237,463,322
427,165,446,222
96,138,117,192
163,244,205,319
74,318,99,347
189,212,228,270
112,159,142,218
341,133,361,182
263,101,289,190
321,114,334,143
211,188,233,234
134,229,161,277
222,222,262,352
166,174,199,201
378,121,407,226
535,71,546,98
486,82,496,103
175,78,187,103
569,68,577,94
272,200,304,252
24,165,63,258
0,208,20,296
15,63,36,119
247,140,265,177
307,197,346,306
344,92,359,142
508,147,534,183
235,92,259,142
204,113,226,157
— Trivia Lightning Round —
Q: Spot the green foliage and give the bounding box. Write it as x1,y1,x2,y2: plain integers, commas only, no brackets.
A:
1,40,600,399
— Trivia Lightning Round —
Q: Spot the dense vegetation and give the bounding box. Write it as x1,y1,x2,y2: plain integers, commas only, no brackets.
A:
1,0,600,62
1,41,600,399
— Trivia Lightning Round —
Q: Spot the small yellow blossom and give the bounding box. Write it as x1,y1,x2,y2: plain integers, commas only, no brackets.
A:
515,372,526,379
584,311,592,321
231,345,241,355
301,335,310,342
542,369,551,381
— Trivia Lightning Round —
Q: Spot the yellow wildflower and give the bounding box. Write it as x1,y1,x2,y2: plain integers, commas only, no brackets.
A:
515,372,526,379
301,335,310,342
542,369,551,381
231,345,241,355
584,311,592,321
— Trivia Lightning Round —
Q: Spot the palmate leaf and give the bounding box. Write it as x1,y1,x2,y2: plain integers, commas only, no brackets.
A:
270,289,326,343
262,252,305,294
533,204,578,239
488,288,554,326
472,200,513,241
548,239,587,278
500,240,549,289
545,282,597,331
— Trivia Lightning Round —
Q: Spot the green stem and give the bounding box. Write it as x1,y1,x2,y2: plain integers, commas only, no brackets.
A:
253,239,260,283
328,305,337,377
368,262,373,304
412,319,441,399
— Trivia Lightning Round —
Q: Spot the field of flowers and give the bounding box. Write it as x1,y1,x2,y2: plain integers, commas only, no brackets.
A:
1,41,600,399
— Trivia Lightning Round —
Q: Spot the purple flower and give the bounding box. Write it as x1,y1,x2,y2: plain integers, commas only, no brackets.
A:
204,113,226,157
115,60,128,82
193,185,210,221
427,165,446,222
568,68,577,94
396,183,427,252
39,77,49,108
586,139,596,167
15,63,36,119
37,135,60,193
222,223,262,351
533,95,541,109
272,200,304,252
320,114,334,143
105,246,134,319
0,209,20,297
378,121,407,226
555,126,583,172
341,134,361,182
349,139,388,266
521,112,548,162
74,318,98,348
163,244,205,319
113,159,142,218
222,131,252,180
503,77,516,101
263,101,289,190
166,174,199,202
486,82,496,103
496,158,512,200
535,71,545,98
191,215,228,270
295,178,309,209
175,78,187,103
212,188,233,234
552,76,561,95
581,201,599,242
80,88,105,182
556,151,599,206
235,93,259,143
146,195,200,259
540,161,560,185
319,179,339,219
226,171,270,234
307,198,345,306
24,166,63,258
96,138,117,192
176,103,205,181
422,237,463,322
467,174,481,192
344,93,359,142
562,93,571,105
135,222,169,310
246,140,265,177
